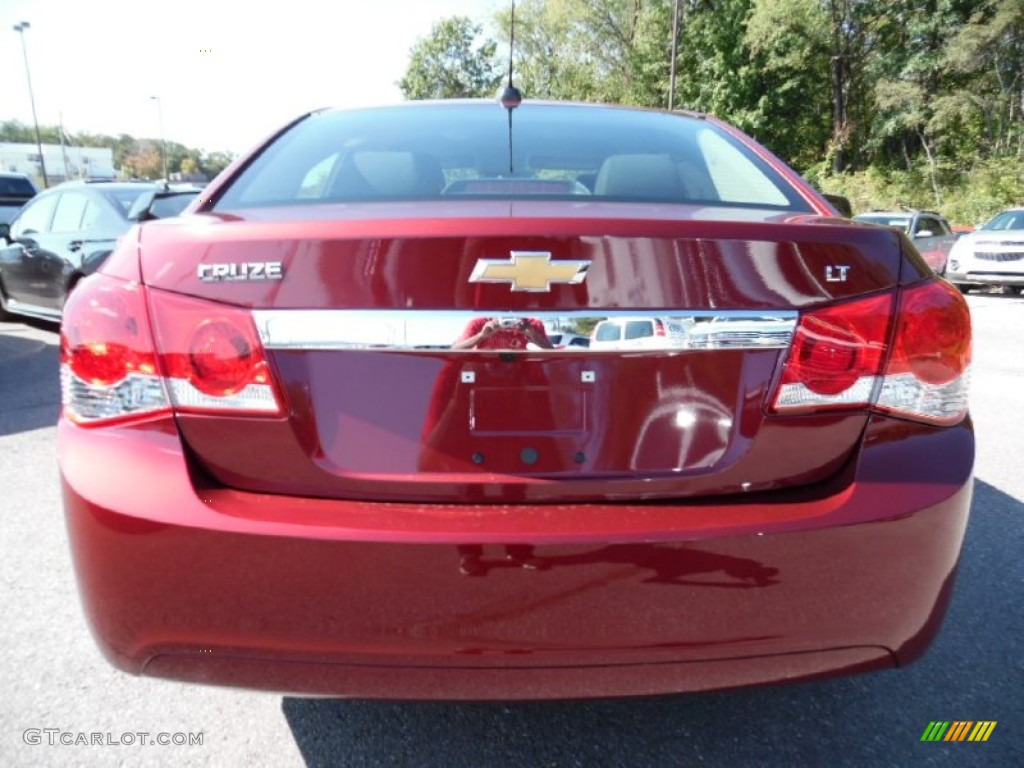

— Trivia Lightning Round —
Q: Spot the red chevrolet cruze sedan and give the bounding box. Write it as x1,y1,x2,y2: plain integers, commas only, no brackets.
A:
58,101,973,699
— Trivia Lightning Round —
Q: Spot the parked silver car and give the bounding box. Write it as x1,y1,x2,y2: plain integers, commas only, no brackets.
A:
853,210,956,275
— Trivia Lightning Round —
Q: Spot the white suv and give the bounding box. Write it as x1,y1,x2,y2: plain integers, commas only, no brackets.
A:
946,208,1024,294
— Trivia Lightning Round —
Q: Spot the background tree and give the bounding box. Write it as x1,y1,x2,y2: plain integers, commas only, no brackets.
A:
399,16,502,99
941,0,1024,157
496,0,672,106
383,0,1024,221
200,150,236,178
495,0,606,102
0,120,234,181
120,141,163,179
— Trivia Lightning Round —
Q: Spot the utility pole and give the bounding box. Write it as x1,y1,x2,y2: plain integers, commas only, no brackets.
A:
150,96,168,180
13,21,48,188
668,0,681,110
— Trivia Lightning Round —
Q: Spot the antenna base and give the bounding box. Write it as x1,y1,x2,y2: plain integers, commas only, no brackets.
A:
499,85,522,110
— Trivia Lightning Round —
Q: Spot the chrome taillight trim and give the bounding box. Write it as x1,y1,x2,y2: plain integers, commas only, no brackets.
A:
250,310,798,352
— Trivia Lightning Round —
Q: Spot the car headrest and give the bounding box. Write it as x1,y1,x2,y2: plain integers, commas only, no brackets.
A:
594,154,682,200
330,151,445,199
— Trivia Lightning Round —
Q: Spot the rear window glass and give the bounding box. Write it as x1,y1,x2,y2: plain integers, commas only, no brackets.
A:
216,103,811,212
855,214,911,232
594,323,622,342
0,176,36,196
103,188,151,216
624,321,654,340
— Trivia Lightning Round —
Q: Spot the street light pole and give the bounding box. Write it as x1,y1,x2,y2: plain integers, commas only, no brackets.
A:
12,21,48,188
668,0,681,111
150,96,168,181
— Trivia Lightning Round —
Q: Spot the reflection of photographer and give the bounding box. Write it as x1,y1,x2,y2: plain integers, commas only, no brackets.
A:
453,317,554,350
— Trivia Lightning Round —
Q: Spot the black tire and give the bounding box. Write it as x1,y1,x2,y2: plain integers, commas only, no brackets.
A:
0,278,13,321
956,284,971,295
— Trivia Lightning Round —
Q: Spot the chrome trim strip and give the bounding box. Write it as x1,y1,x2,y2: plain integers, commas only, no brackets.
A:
252,310,797,352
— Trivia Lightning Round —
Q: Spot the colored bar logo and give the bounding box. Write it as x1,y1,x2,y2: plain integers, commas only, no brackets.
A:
921,721,997,742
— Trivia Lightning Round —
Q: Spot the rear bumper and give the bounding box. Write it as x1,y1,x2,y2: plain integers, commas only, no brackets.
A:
59,415,974,700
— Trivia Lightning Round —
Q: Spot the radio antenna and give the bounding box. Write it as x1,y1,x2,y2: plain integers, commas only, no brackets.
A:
499,1,521,174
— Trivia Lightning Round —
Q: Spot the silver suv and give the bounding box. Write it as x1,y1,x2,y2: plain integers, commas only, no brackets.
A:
853,210,956,275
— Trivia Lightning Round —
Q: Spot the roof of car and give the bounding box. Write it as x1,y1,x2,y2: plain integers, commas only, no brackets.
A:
318,98,709,117
54,179,158,190
855,210,943,218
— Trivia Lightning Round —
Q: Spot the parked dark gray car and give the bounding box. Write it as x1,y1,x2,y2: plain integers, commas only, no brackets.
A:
0,180,197,322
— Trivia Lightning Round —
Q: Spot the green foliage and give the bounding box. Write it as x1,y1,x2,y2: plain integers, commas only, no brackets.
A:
459,0,1022,207
818,156,1024,225
398,16,502,99
0,119,235,180
494,0,673,106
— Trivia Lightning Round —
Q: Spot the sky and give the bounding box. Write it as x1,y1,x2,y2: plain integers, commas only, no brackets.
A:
1,0,503,155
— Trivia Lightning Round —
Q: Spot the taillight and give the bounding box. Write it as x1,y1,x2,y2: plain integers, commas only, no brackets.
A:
148,290,282,414
771,293,892,412
61,275,170,425
876,279,970,424
771,280,970,425
60,276,283,426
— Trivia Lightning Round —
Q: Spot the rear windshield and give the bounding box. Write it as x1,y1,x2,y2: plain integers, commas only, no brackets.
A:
103,187,154,216
0,176,36,196
594,323,622,342
624,321,654,339
215,103,811,212
855,214,911,232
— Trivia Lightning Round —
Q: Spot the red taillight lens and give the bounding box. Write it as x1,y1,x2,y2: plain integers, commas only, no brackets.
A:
771,280,970,425
876,279,971,424
772,293,892,412
886,280,971,386
62,280,157,385
148,290,282,414
60,275,169,424
61,278,284,423
188,320,259,396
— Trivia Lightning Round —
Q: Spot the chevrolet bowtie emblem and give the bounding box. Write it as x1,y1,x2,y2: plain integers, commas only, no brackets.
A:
469,251,591,292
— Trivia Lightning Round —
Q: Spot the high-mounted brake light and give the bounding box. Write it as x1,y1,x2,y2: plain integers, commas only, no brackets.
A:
61,275,170,424
770,280,970,425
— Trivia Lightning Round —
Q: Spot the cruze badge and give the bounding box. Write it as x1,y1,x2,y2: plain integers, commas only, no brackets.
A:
469,251,591,292
198,262,284,282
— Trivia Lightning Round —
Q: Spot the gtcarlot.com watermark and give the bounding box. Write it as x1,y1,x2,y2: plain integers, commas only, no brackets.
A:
23,729,204,747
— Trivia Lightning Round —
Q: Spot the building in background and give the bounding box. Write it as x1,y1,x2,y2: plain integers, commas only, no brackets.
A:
0,142,116,185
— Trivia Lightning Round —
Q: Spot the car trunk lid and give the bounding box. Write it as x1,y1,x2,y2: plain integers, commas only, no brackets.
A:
139,203,903,503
